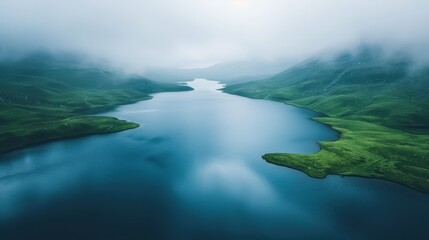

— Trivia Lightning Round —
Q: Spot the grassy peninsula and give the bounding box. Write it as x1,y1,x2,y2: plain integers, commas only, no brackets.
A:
224,48,429,193
0,54,191,154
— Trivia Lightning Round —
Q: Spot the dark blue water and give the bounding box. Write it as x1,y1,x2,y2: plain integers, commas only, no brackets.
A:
0,79,428,240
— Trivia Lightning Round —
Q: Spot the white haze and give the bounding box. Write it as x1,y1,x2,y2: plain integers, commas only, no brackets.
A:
1,0,429,72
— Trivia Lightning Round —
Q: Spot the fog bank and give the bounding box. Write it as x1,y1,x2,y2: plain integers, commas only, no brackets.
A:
1,0,428,72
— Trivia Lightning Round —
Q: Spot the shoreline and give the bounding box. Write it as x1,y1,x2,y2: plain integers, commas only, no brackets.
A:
0,115,139,155
1,87,191,156
223,89,429,194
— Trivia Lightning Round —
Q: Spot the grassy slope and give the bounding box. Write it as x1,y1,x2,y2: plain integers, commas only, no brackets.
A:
224,49,429,193
0,55,191,154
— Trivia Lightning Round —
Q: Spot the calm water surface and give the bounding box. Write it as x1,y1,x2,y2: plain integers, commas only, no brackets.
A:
0,79,428,240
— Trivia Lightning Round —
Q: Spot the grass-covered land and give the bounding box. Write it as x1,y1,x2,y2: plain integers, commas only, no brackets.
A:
0,54,191,154
224,48,429,193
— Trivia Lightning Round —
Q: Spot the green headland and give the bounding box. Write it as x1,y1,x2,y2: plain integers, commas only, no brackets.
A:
224,48,429,193
0,54,191,154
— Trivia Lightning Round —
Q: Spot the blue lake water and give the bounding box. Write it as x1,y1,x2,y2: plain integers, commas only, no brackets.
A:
0,79,428,239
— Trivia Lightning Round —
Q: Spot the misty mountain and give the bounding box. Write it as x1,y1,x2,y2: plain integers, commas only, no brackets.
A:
143,59,292,83
225,47,429,131
0,53,181,91
0,54,190,154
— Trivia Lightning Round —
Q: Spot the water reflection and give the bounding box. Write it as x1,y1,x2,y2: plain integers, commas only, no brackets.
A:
193,160,276,202
185,78,225,92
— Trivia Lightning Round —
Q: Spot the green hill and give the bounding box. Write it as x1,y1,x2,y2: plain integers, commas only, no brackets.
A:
0,54,191,154
224,48,429,193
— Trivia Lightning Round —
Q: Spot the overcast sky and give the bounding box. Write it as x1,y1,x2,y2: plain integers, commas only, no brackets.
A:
1,0,429,71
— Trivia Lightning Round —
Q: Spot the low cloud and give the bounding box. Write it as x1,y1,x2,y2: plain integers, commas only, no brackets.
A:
1,0,428,71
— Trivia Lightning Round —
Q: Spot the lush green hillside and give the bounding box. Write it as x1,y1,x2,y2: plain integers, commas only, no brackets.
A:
0,54,191,154
224,49,429,193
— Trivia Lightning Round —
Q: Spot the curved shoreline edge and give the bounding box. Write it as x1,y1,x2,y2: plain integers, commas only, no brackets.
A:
0,88,191,156
223,90,429,195
0,116,140,156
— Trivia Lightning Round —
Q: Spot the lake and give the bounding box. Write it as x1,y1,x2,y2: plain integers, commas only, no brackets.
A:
0,79,428,239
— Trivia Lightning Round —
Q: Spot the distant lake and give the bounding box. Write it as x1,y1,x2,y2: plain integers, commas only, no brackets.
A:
1,79,428,239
